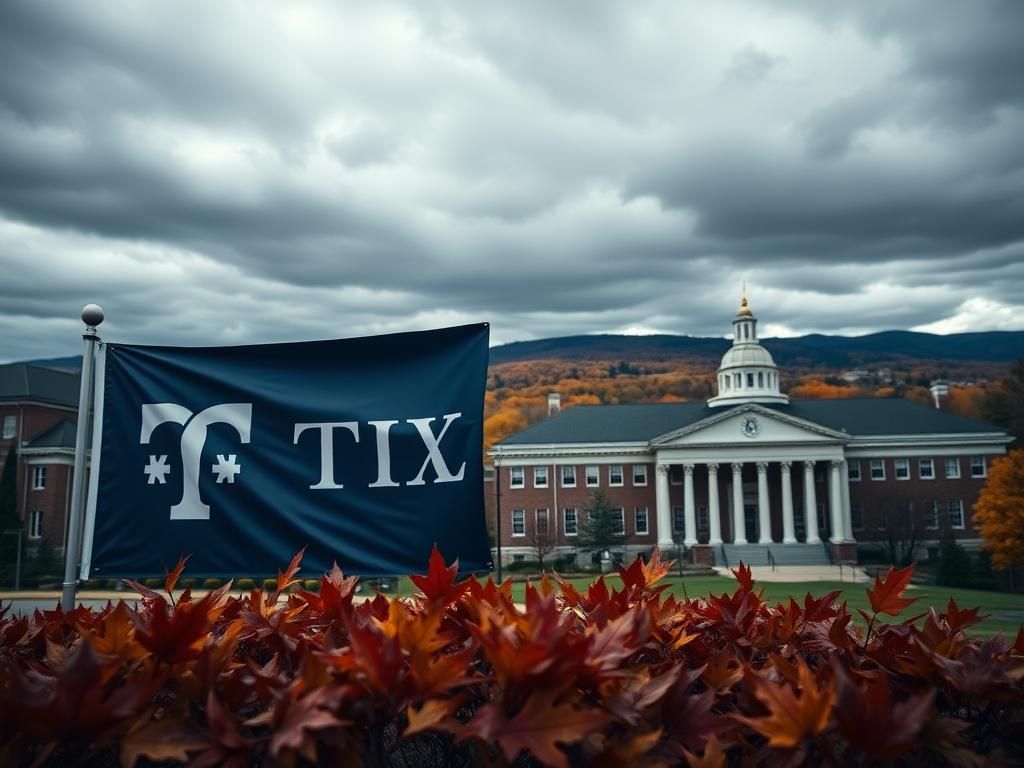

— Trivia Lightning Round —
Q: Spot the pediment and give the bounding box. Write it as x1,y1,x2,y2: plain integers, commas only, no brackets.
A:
651,404,847,447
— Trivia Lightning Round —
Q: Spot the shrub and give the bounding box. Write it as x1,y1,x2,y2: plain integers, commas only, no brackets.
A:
302,578,320,591
506,558,540,572
936,538,974,588
201,578,223,590
262,577,278,591
0,549,1021,766
235,578,255,591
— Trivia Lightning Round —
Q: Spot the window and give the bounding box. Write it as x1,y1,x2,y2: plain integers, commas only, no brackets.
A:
536,508,550,535
561,466,576,487
32,466,46,490
758,372,764,387
509,467,524,489
511,509,526,536
29,510,43,539
635,507,649,535
919,458,934,480
563,508,578,536
585,466,599,487
851,501,864,530
609,465,624,486
817,502,827,532
948,499,965,529
870,460,886,481
612,508,625,535
673,505,685,534
747,373,754,388
670,466,683,485
926,500,939,529
483,466,495,482
697,505,709,536
971,456,986,478
632,465,647,486
2,415,15,440
512,554,525,563
733,373,741,389
895,459,910,480
848,460,861,481
534,466,548,488
945,457,960,479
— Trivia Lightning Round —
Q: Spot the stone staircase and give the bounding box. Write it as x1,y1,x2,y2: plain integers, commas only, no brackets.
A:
719,542,833,568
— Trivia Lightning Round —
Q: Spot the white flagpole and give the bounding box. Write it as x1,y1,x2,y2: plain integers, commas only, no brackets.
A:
61,304,103,612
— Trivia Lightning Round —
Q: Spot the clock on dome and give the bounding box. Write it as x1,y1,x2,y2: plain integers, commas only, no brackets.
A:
741,416,761,438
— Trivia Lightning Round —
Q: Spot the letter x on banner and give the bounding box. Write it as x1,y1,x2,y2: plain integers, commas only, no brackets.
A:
81,324,492,578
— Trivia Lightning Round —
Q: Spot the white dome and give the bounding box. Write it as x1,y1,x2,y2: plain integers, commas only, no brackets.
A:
707,294,788,408
720,344,776,369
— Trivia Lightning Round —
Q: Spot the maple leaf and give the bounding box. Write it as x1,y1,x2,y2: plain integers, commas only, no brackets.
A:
410,545,469,606
732,562,754,591
79,601,148,663
274,546,306,597
833,662,934,759
735,660,834,749
133,591,219,664
246,683,347,762
164,554,190,597
121,719,208,768
941,599,987,635
681,732,726,768
866,565,922,617
404,698,458,737
462,690,609,768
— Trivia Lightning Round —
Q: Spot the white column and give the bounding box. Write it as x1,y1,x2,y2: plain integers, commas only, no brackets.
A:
683,463,698,546
655,463,673,550
780,460,796,543
803,461,820,544
731,462,746,544
841,459,855,542
707,463,722,545
757,461,772,544
829,460,845,543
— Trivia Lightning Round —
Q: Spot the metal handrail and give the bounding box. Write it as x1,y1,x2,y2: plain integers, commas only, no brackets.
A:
720,544,729,569
822,540,836,566
766,547,776,572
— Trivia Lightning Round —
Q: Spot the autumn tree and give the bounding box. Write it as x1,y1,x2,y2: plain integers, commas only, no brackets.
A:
982,358,1024,446
529,509,558,570
973,449,1024,570
876,502,926,567
577,489,625,556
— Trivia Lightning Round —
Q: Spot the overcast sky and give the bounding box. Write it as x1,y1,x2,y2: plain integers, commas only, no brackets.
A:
1,1,1023,362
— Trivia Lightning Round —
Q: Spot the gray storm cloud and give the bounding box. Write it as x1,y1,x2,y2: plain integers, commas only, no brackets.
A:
0,0,1022,361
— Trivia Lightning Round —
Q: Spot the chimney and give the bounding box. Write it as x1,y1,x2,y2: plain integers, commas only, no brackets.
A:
929,380,949,409
548,392,561,416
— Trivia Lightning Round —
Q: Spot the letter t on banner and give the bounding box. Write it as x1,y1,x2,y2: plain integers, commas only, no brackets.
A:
62,304,104,612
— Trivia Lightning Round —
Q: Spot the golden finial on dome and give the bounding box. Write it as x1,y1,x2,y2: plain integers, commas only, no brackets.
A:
737,281,752,316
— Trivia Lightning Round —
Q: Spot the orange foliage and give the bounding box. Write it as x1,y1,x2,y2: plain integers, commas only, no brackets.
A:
788,380,867,399
484,409,527,452
947,386,984,419
973,450,1024,570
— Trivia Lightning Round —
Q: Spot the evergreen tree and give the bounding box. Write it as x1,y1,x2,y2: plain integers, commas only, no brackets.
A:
577,489,625,555
0,448,19,586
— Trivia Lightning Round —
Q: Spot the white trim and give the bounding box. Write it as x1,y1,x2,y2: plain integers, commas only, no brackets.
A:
635,506,649,535
533,466,549,488
509,466,524,488
563,507,578,536
944,457,961,479
511,508,526,537
608,464,624,486
948,499,965,530
80,342,106,579
560,465,576,487
28,509,43,540
918,458,935,480
632,464,648,486
894,458,910,481
652,403,848,444
970,456,987,478
869,459,886,481
585,465,599,487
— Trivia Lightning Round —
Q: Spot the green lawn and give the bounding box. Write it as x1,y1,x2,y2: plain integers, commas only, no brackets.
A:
383,573,1024,639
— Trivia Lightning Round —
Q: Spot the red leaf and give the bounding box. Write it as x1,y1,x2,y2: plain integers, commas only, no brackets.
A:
410,545,469,606
463,690,609,768
866,565,921,617
275,547,306,597
941,599,987,634
681,733,726,768
732,562,754,591
834,662,934,759
735,660,834,748
165,554,190,596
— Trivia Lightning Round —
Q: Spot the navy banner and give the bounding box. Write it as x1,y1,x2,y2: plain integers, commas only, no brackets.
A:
82,324,492,578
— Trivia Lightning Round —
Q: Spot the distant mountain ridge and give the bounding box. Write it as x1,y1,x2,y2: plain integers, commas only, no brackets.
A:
17,329,1024,372
488,330,1024,368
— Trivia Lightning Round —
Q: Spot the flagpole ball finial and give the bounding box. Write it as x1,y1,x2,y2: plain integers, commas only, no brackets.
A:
81,304,104,328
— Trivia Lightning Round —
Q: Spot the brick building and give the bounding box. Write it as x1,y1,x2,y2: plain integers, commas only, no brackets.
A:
487,297,1012,567
0,363,80,554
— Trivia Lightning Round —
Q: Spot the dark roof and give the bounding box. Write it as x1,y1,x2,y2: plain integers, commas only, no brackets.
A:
0,363,79,407
498,397,1006,446
24,420,78,449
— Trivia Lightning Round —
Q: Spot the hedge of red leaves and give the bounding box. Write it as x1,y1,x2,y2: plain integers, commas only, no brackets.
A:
2,549,1023,767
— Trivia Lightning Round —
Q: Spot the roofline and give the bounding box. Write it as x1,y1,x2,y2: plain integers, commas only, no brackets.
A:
652,402,848,444
0,398,78,411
